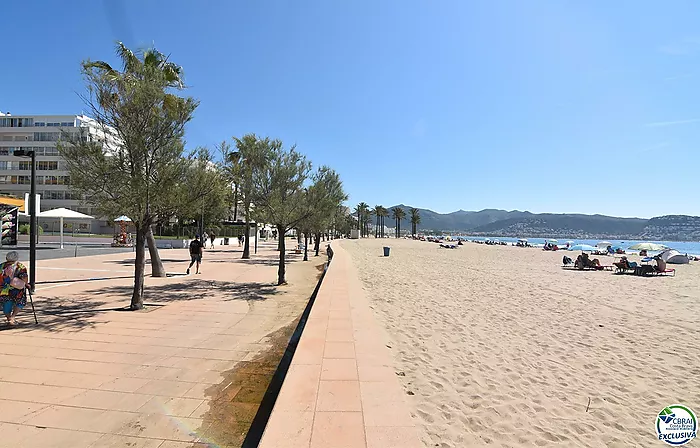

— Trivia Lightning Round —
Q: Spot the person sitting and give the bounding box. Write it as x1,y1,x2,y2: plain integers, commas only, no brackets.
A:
639,249,648,257
606,245,614,255
614,256,637,272
655,256,668,273
615,248,626,254
562,256,574,266
0,251,28,326
457,240,463,246
576,253,601,269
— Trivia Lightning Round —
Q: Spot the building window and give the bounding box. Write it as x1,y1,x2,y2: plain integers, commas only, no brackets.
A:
44,191,64,200
36,176,44,184
37,161,58,171
0,118,33,127
58,176,70,185
10,176,31,185
18,161,31,170
44,147,59,156
0,176,8,184
34,122,45,127
44,176,58,185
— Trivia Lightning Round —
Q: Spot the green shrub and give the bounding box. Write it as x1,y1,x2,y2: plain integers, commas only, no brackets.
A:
18,224,43,235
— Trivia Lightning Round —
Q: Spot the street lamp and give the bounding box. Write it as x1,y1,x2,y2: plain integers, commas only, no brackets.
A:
13,149,36,292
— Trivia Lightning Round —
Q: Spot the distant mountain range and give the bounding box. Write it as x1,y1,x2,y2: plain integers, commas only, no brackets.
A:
384,205,700,241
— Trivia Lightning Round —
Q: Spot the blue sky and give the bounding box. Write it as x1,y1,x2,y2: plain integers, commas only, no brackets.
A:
2,0,700,218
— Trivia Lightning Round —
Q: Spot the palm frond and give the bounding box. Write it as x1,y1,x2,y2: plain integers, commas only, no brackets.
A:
116,41,140,73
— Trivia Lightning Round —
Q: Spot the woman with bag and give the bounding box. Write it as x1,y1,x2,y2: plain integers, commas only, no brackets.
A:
0,251,28,326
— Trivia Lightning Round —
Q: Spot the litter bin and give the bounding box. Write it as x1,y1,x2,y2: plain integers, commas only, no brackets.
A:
383,247,390,257
224,237,229,245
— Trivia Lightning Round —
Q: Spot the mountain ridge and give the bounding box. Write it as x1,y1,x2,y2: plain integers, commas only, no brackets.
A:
381,205,700,241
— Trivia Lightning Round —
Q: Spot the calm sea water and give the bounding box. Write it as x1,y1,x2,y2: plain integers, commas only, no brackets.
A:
454,236,700,256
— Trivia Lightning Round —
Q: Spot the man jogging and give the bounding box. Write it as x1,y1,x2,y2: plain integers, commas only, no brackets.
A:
187,234,204,275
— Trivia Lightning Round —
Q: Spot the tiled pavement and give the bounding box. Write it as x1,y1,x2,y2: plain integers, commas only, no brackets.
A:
0,241,318,447
259,242,421,448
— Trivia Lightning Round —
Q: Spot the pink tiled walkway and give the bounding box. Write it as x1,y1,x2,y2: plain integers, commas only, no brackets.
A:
259,242,421,448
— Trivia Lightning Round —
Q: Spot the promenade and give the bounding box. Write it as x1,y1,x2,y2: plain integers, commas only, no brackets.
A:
0,241,323,448
259,241,421,448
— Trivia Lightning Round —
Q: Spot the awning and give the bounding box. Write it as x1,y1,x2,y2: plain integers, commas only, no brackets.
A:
0,196,25,212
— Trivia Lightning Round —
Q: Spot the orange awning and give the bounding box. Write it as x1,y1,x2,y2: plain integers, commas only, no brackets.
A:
0,196,25,212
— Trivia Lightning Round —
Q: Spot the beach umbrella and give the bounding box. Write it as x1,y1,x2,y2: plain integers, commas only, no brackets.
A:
597,241,612,248
568,244,596,252
547,239,558,243
518,238,527,242
39,207,94,249
114,215,132,222
566,240,574,245
628,242,668,251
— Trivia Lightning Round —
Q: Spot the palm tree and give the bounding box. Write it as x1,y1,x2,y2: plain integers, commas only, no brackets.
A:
364,208,373,238
84,43,189,281
409,207,421,237
377,205,388,238
355,202,369,237
391,206,406,238
373,205,382,237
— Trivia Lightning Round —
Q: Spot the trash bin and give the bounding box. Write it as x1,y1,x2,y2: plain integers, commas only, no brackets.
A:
383,247,390,257
224,237,229,245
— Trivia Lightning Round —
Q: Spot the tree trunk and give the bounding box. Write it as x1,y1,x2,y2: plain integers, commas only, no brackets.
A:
303,234,309,261
277,225,287,285
314,232,321,256
146,225,166,277
242,201,250,259
232,184,239,221
131,226,147,310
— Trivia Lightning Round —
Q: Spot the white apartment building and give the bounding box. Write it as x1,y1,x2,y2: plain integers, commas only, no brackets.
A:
0,112,112,233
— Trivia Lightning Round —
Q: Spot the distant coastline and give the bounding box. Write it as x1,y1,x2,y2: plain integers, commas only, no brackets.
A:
385,205,700,242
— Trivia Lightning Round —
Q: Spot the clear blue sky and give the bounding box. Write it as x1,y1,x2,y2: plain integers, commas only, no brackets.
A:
2,0,699,218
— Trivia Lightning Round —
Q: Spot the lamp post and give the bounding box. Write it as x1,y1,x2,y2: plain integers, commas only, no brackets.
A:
13,149,36,292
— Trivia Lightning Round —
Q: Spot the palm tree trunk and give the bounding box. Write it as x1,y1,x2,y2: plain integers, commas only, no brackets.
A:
232,184,239,221
242,201,251,259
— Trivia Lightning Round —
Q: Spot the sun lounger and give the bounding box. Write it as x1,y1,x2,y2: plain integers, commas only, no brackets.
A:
629,266,676,277
562,265,613,271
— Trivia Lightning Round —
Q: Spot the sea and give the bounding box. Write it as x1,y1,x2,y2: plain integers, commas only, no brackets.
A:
453,236,700,257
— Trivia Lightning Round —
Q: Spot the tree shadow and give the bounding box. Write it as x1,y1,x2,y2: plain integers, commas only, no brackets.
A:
0,294,113,333
1,280,281,334
83,280,281,303
108,258,190,265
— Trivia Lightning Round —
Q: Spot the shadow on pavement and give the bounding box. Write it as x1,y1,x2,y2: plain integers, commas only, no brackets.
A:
2,280,279,333
85,280,280,303
0,295,112,333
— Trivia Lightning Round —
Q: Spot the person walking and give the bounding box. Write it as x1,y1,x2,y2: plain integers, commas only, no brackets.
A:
187,235,204,275
209,232,216,249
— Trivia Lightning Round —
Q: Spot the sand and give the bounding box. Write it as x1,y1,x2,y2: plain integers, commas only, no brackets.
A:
342,238,700,447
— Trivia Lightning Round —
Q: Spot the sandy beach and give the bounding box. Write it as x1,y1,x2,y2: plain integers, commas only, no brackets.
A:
342,238,700,447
